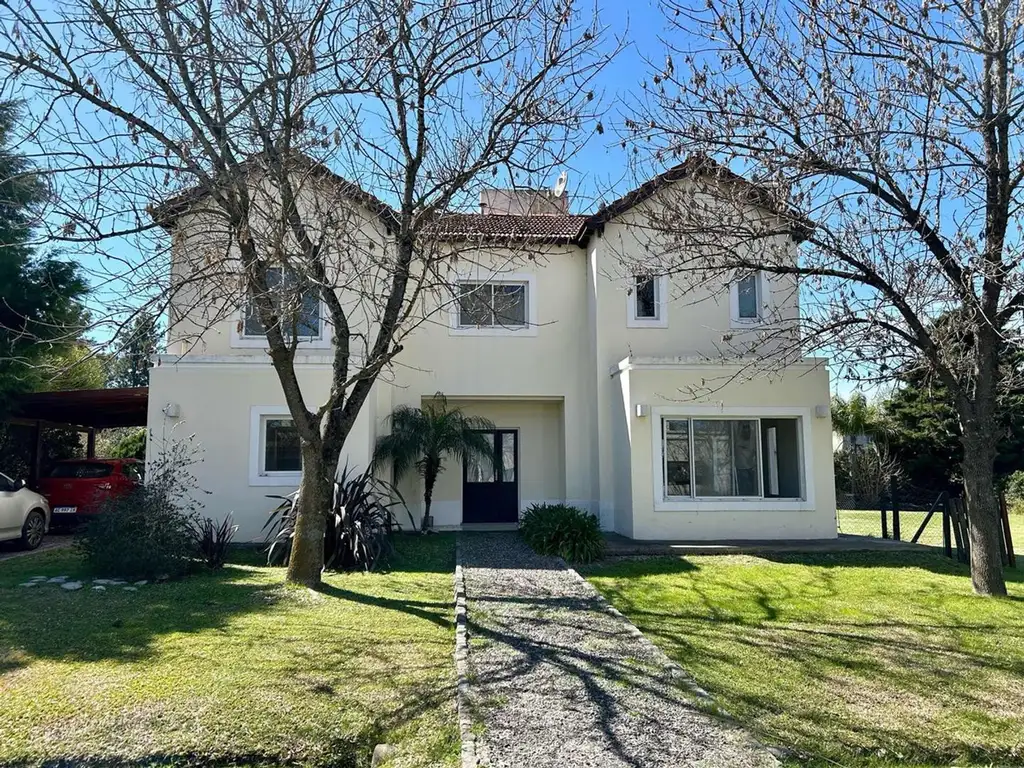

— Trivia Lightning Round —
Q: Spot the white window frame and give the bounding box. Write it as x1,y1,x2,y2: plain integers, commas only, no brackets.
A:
729,270,770,327
249,406,303,486
231,267,331,349
650,405,815,512
627,274,669,328
448,272,538,337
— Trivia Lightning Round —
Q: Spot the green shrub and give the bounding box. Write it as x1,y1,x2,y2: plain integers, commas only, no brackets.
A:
192,514,238,569
78,485,196,580
107,427,147,460
519,503,604,563
77,437,204,580
1004,470,1024,516
264,463,414,572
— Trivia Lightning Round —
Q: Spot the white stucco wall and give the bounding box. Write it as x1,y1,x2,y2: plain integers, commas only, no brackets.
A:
146,357,376,541
151,173,836,542
616,359,837,540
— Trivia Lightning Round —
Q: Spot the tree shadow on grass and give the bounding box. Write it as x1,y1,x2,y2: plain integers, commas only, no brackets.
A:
277,641,458,739
588,548,1024,599
653,613,1024,765
758,547,1024,580
1,537,460,768
315,582,454,630
583,554,1024,766
385,531,457,573
0,742,369,768
0,561,284,674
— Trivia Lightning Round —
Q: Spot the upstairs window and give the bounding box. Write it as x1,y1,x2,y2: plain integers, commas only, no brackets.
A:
731,271,766,325
635,276,658,319
457,281,528,328
242,267,321,339
627,274,668,328
737,274,759,319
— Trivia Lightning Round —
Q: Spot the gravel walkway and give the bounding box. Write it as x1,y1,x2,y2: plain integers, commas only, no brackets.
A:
460,533,778,768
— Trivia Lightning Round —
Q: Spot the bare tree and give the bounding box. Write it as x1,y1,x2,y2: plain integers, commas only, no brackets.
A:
0,0,614,585
625,0,1024,595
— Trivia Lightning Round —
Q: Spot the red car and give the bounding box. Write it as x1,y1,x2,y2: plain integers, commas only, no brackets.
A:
39,458,144,523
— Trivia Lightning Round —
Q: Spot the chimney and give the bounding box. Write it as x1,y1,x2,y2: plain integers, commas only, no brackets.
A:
479,186,569,216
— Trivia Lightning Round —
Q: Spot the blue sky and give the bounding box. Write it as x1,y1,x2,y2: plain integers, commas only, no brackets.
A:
25,0,859,397
559,0,669,211
55,0,673,320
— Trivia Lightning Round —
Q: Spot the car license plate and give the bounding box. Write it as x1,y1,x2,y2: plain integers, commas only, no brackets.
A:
53,506,77,514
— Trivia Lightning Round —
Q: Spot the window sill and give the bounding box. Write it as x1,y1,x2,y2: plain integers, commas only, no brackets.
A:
655,499,813,513
249,472,302,487
232,336,331,349
729,318,763,329
627,317,669,329
448,325,538,337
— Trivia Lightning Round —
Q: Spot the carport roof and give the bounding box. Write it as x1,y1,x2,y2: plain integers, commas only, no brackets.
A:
8,387,149,429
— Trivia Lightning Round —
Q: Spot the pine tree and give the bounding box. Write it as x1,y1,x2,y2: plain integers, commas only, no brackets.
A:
107,312,160,388
0,101,88,409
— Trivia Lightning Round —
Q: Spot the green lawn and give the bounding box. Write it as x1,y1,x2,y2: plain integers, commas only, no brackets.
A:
584,551,1024,767
0,536,459,768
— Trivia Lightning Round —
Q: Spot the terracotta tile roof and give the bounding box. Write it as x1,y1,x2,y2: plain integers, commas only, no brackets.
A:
428,213,589,244
586,154,808,240
148,153,399,231
149,152,797,245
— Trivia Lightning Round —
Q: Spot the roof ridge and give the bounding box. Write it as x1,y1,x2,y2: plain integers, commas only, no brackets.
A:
149,152,787,246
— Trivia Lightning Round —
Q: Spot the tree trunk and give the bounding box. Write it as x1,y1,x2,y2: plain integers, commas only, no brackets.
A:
421,464,437,533
960,429,1007,596
286,444,333,587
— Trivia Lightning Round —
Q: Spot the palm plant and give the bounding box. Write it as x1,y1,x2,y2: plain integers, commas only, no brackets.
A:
832,392,888,444
832,392,893,508
374,393,495,531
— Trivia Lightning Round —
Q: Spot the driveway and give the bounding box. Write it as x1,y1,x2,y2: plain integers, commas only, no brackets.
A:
0,531,76,562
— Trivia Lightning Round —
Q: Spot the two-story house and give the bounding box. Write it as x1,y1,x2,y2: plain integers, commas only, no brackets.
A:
147,160,837,542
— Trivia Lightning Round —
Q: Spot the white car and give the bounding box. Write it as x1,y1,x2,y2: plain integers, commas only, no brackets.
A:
0,471,51,550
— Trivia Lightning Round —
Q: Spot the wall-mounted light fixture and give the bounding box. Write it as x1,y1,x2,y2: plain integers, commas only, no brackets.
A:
814,404,829,419
635,403,650,418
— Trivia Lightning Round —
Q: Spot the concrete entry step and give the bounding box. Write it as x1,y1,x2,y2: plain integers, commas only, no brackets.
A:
602,532,923,557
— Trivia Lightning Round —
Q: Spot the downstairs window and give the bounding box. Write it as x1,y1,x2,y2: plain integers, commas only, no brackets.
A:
661,416,803,500
261,417,302,474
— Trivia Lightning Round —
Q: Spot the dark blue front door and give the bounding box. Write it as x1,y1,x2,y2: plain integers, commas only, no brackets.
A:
462,430,518,523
